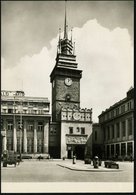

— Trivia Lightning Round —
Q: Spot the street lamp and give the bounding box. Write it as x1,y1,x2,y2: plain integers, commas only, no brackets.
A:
19,98,23,162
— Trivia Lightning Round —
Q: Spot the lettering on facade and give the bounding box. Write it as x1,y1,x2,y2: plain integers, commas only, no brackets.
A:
1,90,25,97
66,136,87,144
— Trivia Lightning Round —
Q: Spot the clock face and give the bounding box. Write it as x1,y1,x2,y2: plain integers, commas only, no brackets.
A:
73,112,81,120
64,78,72,86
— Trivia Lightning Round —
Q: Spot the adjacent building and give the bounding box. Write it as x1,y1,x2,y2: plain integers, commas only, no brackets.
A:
98,87,134,160
1,90,51,155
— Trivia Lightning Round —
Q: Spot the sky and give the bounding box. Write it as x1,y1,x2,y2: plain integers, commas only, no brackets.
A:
1,0,134,122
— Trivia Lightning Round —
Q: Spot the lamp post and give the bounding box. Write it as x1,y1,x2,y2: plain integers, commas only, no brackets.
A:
13,97,16,152
19,98,23,161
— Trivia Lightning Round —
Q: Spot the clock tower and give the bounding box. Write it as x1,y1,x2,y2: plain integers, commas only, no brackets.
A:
50,4,82,122
49,1,92,159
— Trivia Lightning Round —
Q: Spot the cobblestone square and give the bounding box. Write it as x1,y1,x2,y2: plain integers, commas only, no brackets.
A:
1,159,134,192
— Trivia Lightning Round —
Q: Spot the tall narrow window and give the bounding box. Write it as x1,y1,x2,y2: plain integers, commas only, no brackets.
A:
116,123,120,138
116,108,119,116
7,121,13,131
77,127,80,132
122,121,126,136
38,122,43,131
107,126,110,139
121,105,125,113
111,125,114,139
69,127,73,134
8,109,13,114
28,124,34,131
81,127,85,134
128,118,132,135
111,110,114,118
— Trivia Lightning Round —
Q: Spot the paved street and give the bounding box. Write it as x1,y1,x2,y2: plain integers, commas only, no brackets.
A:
1,159,133,182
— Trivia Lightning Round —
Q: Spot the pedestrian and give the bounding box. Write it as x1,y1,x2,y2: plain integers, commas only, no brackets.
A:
130,154,133,162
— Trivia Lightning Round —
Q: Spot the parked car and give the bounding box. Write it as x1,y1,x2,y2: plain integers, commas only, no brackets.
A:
22,155,32,159
3,150,17,167
104,160,119,169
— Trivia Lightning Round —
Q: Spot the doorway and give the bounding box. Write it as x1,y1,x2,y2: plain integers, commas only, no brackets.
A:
74,145,85,160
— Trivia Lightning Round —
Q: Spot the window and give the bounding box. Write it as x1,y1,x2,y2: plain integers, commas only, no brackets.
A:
94,131,97,141
8,109,13,114
111,145,114,156
116,123,120,138
111,125,114,139
77,127,80,132
127,103,129,110
7,121,13,130
23,110,27,114
104,114,107,120
81,127,85,134
116,108,119,116
38,110,43,115
38,122,43,131
127,142,132,155
115,144,120,156
69,127,73,134
127,101,132,111
111,110,114,118
129,101,132,109
28,124,34,131
128,118,132,135
33,110,37,114
122,121,126,136
107,126,110,139
121,105,125,113
28,109,33,114
103,128,106,141
121,143,126,156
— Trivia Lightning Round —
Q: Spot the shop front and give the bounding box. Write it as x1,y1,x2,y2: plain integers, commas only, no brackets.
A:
66,135,87,160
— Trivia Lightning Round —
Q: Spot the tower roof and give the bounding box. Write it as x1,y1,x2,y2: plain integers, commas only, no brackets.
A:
57,0,74,56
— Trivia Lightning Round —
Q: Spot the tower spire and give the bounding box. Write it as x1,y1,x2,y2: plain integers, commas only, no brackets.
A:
64,0,68,39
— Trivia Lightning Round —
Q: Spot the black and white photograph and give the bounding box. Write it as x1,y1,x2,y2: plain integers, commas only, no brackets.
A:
1,0,134,193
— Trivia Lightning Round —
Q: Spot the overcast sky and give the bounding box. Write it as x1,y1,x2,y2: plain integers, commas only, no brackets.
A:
1,1,134,122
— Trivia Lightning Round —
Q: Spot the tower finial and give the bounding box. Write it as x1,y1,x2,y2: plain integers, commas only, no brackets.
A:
71,28,73,43
64,0,68,39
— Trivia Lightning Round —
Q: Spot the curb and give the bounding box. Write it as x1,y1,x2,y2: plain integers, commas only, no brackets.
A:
57,164,123,172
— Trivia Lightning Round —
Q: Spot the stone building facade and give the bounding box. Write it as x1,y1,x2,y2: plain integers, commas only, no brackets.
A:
1,90,50,156
98,87,134,160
